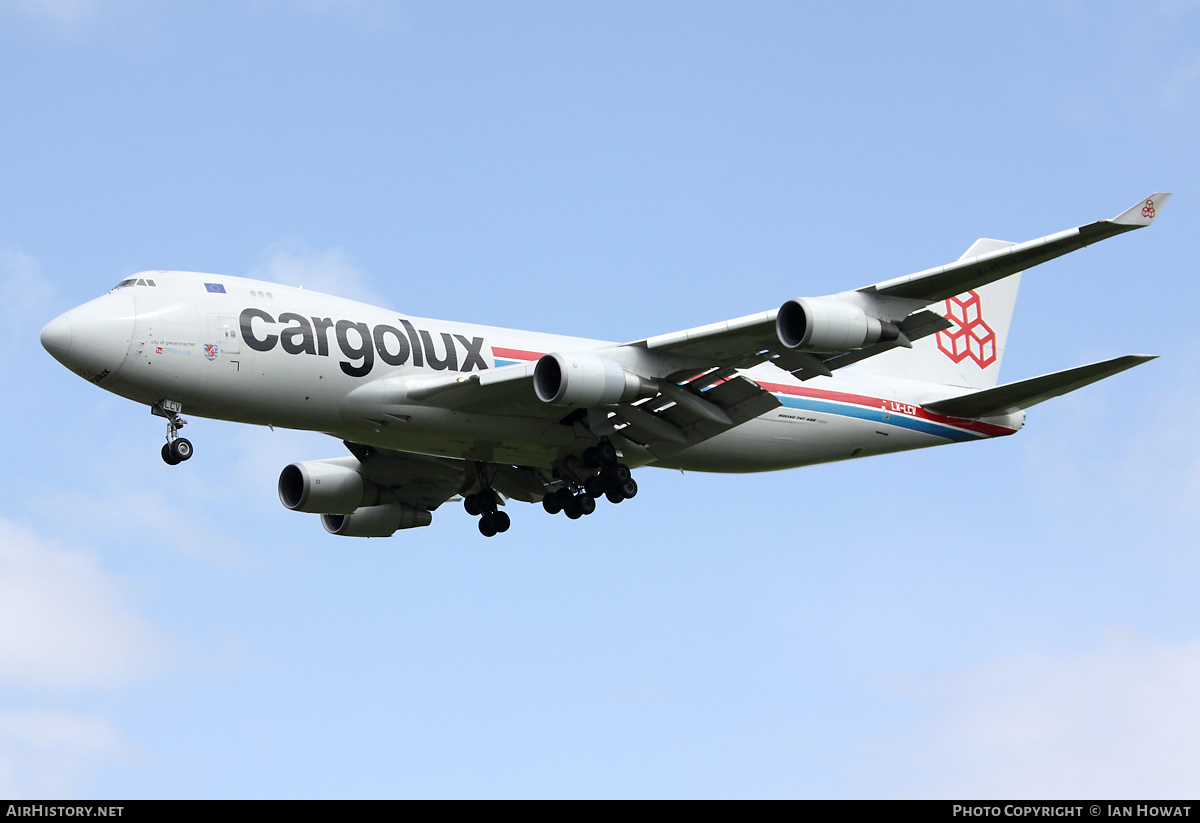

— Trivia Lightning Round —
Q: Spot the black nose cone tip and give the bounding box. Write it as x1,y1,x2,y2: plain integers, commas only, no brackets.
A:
40,314,72,360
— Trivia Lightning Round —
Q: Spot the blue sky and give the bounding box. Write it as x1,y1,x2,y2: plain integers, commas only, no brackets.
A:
1,0,1198,798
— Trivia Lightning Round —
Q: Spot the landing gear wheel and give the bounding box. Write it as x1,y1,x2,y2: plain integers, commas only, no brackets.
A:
619,478,638,499
161,442,181,465
565,497,584,519
583,475,604,498
464,493,482,516
578,495,596,516
169,438,193,462
479,514,499,537
600,464,631,490
492,511,511,533
605,488,624,504
542,493,563,515
596,441,618,465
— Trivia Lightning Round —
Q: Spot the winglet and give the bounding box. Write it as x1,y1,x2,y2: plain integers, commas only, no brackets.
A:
1112,193,1171,227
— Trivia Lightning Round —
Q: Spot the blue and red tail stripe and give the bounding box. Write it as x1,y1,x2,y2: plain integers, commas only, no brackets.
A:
756,380,1017,442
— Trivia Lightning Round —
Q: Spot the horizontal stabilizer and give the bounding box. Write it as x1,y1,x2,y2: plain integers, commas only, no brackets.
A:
922,354,1156,419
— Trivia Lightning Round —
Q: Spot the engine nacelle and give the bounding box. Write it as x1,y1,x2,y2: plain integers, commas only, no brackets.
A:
278,460,393,514
321,504,433,538
776,297,898,352
533,352,657,407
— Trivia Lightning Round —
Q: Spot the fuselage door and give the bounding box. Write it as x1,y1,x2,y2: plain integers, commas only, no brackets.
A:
205,314,242,370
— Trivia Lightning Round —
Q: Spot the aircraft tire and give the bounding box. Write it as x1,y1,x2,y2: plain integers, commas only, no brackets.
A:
542,494,562,515
578,495,596,516
478,515,499,537
620,478,638,499
565,498,583,519
170,438,193,462
584,475,603,498
605,489,624,504
161,443,181,465
464,493,482,516
596,441,617,465
600,464,631,489
493,511,511,533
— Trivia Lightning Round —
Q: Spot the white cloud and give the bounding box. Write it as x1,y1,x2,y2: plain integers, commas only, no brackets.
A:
4,0,116,30
0,519,170,689
58,479,257,570
0,249,55,345
1021,358,1200,522
1116,375,1200,520
885,630,1200,797
292,0,398,27
0,709,132,798
1161,54,1200,110
248,238,386,307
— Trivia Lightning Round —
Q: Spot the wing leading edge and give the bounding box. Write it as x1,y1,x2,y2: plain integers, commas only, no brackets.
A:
634,193,1170,381
864,193,1171,303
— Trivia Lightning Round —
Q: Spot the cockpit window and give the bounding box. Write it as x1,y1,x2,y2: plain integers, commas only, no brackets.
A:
111,278,159,291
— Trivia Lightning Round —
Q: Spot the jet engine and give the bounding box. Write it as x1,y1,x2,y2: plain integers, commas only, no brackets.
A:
278,459,395,514
775,297,899,352
321,504,432,537
533,352,658,407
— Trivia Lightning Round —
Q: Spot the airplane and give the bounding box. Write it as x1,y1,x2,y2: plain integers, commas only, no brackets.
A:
40,193,1169,537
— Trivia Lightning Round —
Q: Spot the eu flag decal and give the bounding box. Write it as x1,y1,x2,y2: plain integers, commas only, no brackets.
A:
205,283,226,294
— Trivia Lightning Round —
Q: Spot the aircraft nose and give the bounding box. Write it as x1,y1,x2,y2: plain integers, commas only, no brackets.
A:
40,314,73,359
41,291,136,379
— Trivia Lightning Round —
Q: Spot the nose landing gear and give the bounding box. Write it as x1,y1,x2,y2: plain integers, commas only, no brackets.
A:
152,400,193,465
161,438,193,465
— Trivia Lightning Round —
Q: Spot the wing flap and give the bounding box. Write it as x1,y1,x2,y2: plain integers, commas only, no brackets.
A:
591,372,780,458
922,355,1155,419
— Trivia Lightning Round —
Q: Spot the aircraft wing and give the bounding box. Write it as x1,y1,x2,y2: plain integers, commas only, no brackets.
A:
344,356,782,461
634,193,1170,381
342,440,474,510
344,194,1167,455
342,360,554,420
583,365,782,459
342,439,564,507
862,193,1170,303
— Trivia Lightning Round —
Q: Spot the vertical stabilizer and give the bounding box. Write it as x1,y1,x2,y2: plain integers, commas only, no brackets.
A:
853,238,1021,389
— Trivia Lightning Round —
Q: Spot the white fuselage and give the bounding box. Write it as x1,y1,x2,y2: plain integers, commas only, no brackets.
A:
44,271,1022,473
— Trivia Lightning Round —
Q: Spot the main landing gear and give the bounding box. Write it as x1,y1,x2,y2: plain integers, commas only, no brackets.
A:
464,489,511,537
541,441,638,520
152,400,193,466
